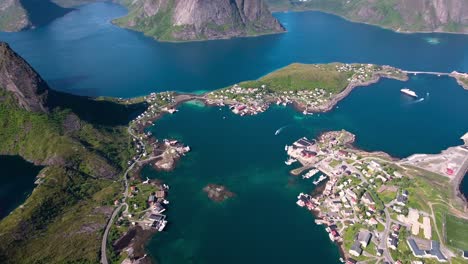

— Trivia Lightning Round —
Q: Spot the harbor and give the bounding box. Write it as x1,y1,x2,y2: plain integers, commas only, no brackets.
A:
286,130,468,263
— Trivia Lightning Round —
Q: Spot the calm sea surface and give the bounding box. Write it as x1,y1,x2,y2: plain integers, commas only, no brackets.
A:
0,156,42,219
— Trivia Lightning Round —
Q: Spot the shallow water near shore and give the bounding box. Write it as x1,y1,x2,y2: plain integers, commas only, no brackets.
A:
0,156,43,219
144,75,468,263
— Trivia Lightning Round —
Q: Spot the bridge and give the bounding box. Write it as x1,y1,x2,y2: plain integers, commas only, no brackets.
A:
402,70,452,76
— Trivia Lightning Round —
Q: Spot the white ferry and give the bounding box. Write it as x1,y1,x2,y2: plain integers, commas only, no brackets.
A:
400,88,418,98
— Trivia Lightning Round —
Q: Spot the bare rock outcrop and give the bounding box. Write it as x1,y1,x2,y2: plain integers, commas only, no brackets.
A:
0,42,49,113
115,0,285,41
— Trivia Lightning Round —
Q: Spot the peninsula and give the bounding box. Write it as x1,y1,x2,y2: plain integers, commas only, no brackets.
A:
0,0,72,32
205,63,408,115
287,130,468,263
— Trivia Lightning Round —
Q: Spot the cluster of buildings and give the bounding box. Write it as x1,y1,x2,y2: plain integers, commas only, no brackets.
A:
135,92,176,128
125,181,170,232
287,130,451,264
407,238,447,262
336,63,403,84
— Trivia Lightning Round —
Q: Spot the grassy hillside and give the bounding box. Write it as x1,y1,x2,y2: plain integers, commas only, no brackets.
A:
113,0,182,41
238,63,353,93
0,88,145,263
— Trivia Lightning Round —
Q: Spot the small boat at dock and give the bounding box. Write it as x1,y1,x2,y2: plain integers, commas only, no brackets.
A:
302,169,319,179
313,175,327,185
285,157,297,165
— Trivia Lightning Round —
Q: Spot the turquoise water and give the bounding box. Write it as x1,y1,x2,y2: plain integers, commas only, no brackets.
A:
0,2,467,97
0,156,43,219
145,76,468,263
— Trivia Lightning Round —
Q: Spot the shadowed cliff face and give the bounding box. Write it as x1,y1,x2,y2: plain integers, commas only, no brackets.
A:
115,0,285,41
0,42,49,113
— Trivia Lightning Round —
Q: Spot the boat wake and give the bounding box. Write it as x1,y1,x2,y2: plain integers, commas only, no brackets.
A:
275,125,289,136
409,92,429,104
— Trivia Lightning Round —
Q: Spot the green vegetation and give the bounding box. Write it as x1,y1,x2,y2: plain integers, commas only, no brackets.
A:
239,63,352,93
0,88,145,263
0,3,28,32
446,214,468,250
265,0,468,34
114,0,178,41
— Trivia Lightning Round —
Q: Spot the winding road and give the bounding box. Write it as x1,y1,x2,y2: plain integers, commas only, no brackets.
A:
100,127,139,264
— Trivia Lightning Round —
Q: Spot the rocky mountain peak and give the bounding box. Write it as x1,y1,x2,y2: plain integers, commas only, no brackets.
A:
115,0,285,41
0,42,49,113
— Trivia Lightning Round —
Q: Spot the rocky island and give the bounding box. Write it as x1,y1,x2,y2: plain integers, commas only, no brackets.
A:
114,0,285,41
203,184,235,202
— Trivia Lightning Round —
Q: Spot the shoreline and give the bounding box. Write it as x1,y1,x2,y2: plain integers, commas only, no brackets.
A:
114,64,467,263
271,9,468,36
287,130,468,263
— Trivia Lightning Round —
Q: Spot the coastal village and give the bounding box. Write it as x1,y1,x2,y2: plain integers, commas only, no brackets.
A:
104,65,468,264
108,91,194,263
205,63,407,116
286,130,468,264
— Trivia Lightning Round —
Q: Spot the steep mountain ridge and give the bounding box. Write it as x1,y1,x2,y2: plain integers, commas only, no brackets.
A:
0,42,146,263
114,0,285,41
266,0,468,33
0,43,49,113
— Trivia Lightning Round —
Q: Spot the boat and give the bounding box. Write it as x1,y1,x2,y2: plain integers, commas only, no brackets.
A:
158,220,167,231
400,88,418,98
285,158,297,165
302,169,319,179
284,145,288,151
313,174,327,185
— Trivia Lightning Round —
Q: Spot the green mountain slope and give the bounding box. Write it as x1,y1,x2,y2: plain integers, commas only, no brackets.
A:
0,42,146,263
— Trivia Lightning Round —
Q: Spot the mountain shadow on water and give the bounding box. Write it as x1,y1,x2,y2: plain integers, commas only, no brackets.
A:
19,0,72,28
48,90,147,127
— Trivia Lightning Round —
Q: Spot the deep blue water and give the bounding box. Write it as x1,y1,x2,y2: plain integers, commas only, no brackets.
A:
0,2,467,97
0,156,42,219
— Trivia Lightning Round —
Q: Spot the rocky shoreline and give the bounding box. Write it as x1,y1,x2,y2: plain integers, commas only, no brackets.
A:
449,71,468,90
